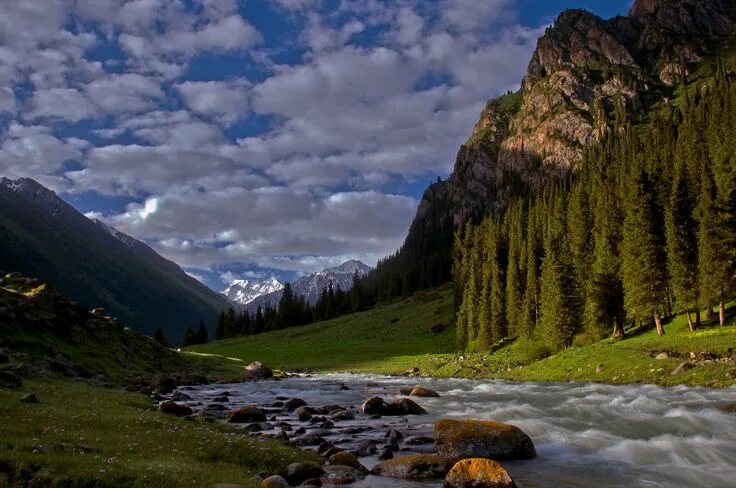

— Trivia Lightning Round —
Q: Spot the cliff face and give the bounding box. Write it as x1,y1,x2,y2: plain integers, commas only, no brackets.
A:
417,0,736,229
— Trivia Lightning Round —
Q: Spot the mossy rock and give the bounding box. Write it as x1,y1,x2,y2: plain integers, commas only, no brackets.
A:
434,419,536,461
445,458,517,488
371,454,454,479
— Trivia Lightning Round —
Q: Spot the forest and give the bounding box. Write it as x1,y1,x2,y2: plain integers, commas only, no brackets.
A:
454,63,736,354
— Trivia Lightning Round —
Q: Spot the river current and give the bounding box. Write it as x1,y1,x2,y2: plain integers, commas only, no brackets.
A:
184,374,736,487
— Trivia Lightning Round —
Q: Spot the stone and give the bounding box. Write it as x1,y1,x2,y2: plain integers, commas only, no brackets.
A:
410,386,440,398
596,364,605,374
372,454,455,480
353,440,378,456
329,451,367,473
227,406,267,423
284,462,324,486
330,409,355,421
20,393,39,403
720,403,736,414
150,373,178,394
386,429,404,444
655,352,669,360
671,362,695,375
359,397,386,415
243,361,273,379
295,406,313,421
0,370,23,389
260,475,289,488
159,401,192,417
388,398,428,415
444,458,517,488
434,419,536,461
404,436,434,445
293,433,326,446
284,398,307,411
378,448,394,461
171,391,192,402
321,465,364,484
300,478,322,486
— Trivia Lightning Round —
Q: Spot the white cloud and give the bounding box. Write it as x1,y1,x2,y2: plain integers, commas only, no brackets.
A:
177,80,250,125
25,88,98,122
84,73,165,115
0,86,16,113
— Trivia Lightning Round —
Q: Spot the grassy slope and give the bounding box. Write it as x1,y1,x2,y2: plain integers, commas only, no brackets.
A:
191,287,736,388
0,379,318,487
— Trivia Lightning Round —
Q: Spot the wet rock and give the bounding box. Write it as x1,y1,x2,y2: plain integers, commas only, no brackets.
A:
243,361,273,380
330,409,355,421
285,398,307,411
171,391,192,402
314,421,334,429
323,446,345,458
260,475,289,488
227,406,267,423
160,401,193,417
150,373,178,394
409,386,440,398
329,451,368,473
245,422,273,433
400,387,414,396
444,458,517,488
284,462,324,486
293,433,326,446
20,393,39,403
294,427,307,435
318,442,335,454
371,454,455,480
435,419,536,461
338,384,350,391
720,403,736,413
358,397,427,416
213,395,229,403
378,448,394,460
300,478,322,486
322,465,364,484
295,406,313,421
353,440,378,457
386,430,404,444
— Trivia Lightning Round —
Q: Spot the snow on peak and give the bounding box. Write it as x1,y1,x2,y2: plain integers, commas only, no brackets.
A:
222,277,284,305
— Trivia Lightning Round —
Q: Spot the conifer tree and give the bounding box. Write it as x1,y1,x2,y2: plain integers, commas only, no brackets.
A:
196,320,208,344
698,168,729,326
622,169,667,335
153,327,168,347
180,326,197,347
215,311,226,340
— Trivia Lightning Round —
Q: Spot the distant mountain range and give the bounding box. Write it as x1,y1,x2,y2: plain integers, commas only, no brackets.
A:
0,177,231,342
222,277,284,306
240,260,372,313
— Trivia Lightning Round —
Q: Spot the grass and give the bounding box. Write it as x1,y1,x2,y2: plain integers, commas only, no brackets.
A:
192,287,736,388
0,379,319,487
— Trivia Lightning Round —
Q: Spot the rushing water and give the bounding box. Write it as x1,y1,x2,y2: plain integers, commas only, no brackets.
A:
183,374,736,487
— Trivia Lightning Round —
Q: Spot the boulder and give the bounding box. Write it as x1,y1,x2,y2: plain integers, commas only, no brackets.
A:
284,462,324,486
160,401,193,417
321,465,364,484
378,448,394,461
372,454,455,480
150,373,178,394
330,409,355,421
295,406,313,421
243,361,273,379
171,391,192,402
410,386,440,398
260,475,289,488
359,397,386,415
444,458,517,488
359,397,427,416
435,420,535,461
20,393,39,403
671,362,695,375
0,370,23,389
227,406,267,423
329,451,368,473
284,398,307,411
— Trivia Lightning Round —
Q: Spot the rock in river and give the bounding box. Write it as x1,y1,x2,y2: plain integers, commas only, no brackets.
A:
227,406,267,423
371,454,455,480
159,401,192,417
260,475,289,488
284,462,324,485
410,386,441,398
434,419,536,461
359,397,427,416
444,458,517,488
243,361,273,379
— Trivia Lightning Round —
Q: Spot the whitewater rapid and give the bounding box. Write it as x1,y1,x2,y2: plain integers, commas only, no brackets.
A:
185,374,736,487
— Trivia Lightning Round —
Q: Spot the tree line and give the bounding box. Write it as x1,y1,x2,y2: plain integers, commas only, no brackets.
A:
177,272,373,346
454,62,736,354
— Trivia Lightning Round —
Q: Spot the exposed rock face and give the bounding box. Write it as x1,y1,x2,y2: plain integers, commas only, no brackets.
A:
444,458,517,488
402,0,736,269
434,419,536,461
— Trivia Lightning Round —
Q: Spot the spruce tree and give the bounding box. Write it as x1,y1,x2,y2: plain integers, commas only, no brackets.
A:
180,326,197,347
698,168,729,326
622,169,667,335
215,311,226,340
153,327,168,347
196,320,208,344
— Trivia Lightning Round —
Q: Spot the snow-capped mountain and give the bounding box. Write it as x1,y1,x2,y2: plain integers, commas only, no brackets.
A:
222,278,284,306
246,260,372,312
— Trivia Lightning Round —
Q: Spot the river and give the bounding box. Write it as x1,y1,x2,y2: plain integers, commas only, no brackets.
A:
183,374,736,487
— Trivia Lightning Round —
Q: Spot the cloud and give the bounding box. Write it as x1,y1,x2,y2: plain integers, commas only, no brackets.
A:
0,87,16,114
177,80,249,125
84,73,165,115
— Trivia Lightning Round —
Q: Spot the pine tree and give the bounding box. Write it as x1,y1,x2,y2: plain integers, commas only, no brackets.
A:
180,326,197,347
153,327,168,347
215,311,226,340
254,306,265,334
698,168,729,326
622,169,668,335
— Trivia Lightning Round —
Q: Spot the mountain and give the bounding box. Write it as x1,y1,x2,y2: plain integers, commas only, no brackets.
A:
367,0,736,299
247,260,372,312
222,277,283,306
0,177,232,342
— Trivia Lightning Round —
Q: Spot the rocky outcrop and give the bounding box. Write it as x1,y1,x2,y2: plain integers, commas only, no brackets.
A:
399,0,736,279
243,361,273,380
444,458,517,488
434,419,536,461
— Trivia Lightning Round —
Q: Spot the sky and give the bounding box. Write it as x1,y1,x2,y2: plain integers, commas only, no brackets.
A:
0,0,631,290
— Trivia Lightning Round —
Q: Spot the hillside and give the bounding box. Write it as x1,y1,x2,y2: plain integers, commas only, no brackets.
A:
0,178,232,342
190,286,736,388
364,0,736,301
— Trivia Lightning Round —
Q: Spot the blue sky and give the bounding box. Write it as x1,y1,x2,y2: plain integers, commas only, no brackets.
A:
0,0,630,290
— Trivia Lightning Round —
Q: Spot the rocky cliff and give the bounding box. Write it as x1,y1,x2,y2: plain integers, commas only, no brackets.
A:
414,0,736,232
